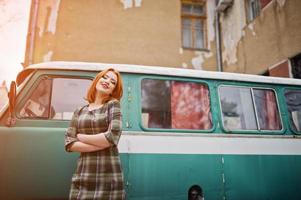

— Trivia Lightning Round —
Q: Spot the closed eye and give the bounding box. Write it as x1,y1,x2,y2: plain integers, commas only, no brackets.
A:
103,74,117,85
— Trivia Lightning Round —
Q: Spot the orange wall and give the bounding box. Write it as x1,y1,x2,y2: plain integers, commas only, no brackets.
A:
220,0,301,75
25,0,217,71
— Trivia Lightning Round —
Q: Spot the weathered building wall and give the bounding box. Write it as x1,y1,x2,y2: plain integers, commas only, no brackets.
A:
25,0,217,71
220,0,301,75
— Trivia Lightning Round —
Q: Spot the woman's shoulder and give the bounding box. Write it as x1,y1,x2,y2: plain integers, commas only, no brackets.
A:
74,104,89,115
107,99,120,108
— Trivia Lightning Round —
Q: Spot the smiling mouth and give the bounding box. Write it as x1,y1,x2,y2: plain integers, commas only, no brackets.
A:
101,83,109,89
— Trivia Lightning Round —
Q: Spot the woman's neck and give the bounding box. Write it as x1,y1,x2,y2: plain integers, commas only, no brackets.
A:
93,92,108,105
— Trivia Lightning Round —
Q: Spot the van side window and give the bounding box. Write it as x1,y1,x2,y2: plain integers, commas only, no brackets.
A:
219,86,282,131
141,79,212,130
284,89,301,132
219,86,257,130
18,77,91,120
253,89,281,130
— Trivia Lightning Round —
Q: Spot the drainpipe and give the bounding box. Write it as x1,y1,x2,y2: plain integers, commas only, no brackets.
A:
215,0,223,72
25,0,39,67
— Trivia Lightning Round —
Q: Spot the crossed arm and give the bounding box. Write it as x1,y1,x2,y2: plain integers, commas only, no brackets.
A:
65,101,121,153
68,132,111,153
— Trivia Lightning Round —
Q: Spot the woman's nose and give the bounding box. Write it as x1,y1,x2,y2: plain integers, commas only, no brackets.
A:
103,79,110,84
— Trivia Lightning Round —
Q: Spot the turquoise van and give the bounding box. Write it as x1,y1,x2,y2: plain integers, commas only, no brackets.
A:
1,61,301,200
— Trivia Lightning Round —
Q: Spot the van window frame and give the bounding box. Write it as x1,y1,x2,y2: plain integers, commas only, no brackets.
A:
0,71,34,119
217,83,284,134
16,75,53,120
15,73,93,122
138,75,215,133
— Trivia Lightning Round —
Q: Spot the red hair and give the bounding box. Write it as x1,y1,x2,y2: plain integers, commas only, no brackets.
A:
86,68,123,103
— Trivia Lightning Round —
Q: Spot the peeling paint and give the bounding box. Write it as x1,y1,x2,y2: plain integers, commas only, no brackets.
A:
206,0,216,49
220,0,246,65
277,0,286,7
47,0,60,34
182,62,188,68
43,51,53,61
191,52,213,70
179,48,183,54
38,0,61,37
135,0,142,7
248,23,256,36
121,0,133,9
192,55,204,70
120,0,142,9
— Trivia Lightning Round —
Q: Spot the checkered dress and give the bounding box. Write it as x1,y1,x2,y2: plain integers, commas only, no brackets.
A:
65,100,125,200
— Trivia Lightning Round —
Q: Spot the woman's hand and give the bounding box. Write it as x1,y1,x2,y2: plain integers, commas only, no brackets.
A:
77,133,86,142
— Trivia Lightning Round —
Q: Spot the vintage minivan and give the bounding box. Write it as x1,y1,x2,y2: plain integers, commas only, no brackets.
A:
1,61,301,200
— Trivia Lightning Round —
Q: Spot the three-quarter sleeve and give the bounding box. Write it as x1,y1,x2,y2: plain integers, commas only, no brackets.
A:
64,108,80,152
104,100,122,146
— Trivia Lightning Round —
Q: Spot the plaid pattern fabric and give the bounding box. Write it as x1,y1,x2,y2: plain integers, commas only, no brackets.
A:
65,100,125,200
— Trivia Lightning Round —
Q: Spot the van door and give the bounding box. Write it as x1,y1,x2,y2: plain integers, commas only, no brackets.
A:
0,70,93,199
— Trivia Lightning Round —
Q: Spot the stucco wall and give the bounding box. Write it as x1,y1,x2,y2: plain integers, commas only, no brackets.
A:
26,0,217,71
220,0,301,74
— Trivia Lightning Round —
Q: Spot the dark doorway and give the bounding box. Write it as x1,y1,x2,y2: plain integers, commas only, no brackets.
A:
291,53,301,79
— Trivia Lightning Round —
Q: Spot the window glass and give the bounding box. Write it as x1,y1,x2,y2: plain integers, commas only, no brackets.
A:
141,79,212,130
219,86,257,130
284,89,301,132
51,78,91,120
219,86,282,131
195,19,204,49
192,5,204,16
253,89,281,130
182,19,191,48
18,76,91,120
246,0,261,22
181,0,206,49
182,4,192,14
19,77,52,118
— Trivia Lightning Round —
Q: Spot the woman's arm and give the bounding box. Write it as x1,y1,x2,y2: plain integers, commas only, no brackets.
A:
77,133,111,149
77,100,122,148
65,108,80,152
68,141,106,152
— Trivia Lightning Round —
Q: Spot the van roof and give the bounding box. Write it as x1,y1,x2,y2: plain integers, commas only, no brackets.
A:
16,61,301,86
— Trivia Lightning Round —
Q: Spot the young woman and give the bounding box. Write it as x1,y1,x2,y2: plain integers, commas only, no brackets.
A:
65,68,125,200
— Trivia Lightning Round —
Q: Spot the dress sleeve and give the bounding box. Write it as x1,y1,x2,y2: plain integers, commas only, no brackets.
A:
64,108,80,152
104,100,122,146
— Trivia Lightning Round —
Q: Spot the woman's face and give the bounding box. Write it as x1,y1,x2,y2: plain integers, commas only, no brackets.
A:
95,71,118,96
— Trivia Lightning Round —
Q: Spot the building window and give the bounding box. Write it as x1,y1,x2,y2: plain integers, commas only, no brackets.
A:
246,0,272,23
246,0,261,22
181,0,207,50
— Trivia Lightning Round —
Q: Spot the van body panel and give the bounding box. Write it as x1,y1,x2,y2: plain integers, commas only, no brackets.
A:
1,62,301,199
